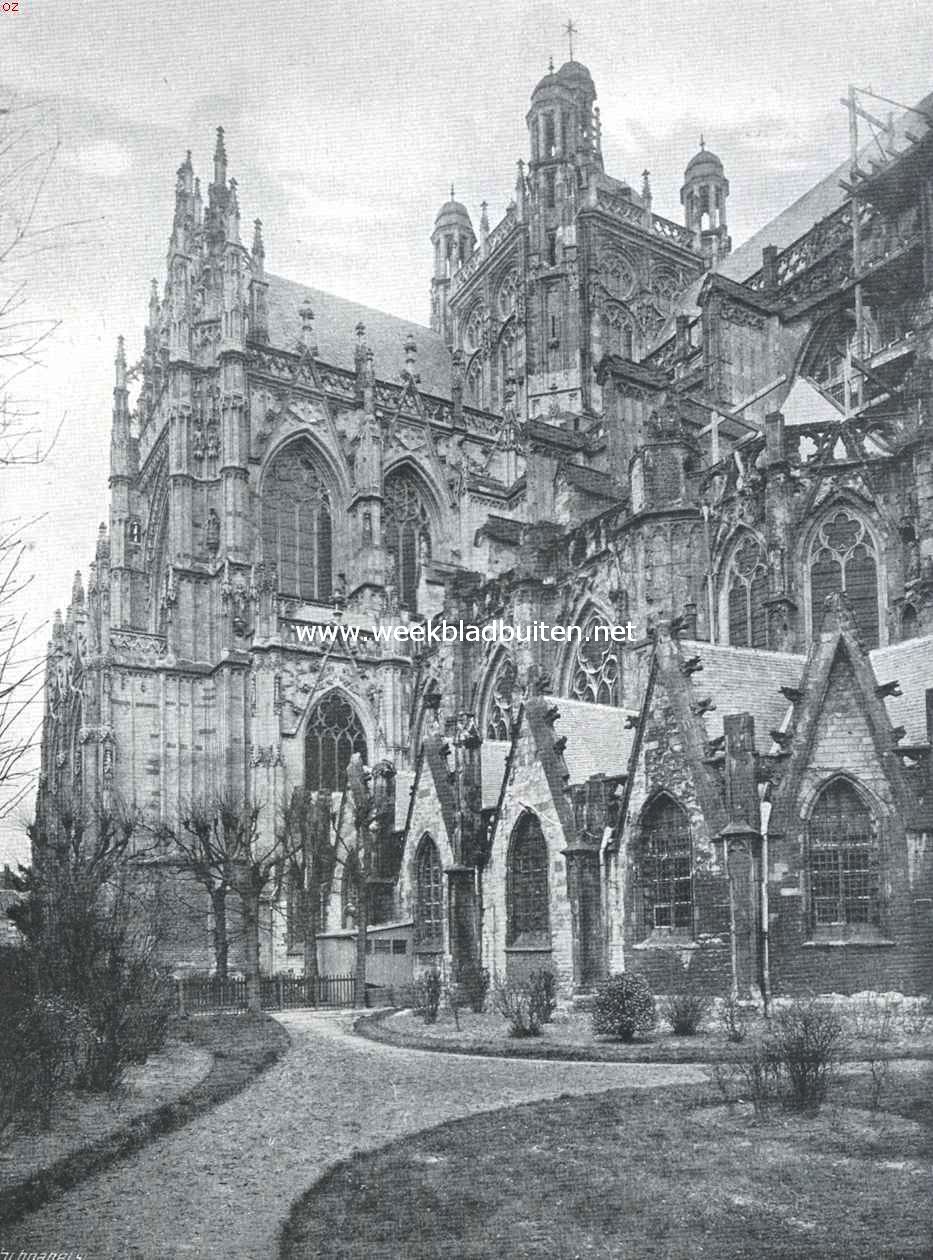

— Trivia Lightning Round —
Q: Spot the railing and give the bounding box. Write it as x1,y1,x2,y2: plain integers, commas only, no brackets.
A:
176,972,357,1013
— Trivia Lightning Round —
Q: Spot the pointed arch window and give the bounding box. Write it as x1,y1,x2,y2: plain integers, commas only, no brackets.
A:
507,813,550,947
569,613,620,706
640,794,692,935
726,536,769,648
485,655,517,741
262,445,333,603
384,471,431,613
807,779,880,932
415,834,444,951
604,303,635,359
809,511,880,648
305,693,368,793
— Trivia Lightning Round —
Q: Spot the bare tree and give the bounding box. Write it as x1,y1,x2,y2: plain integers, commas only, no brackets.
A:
278,786,342,997
0,520,44,820
155,802,237,981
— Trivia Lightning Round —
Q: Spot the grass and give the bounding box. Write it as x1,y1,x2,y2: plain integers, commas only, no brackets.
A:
358,1005,933,1064
281,1064,933,1259
0,1012,289,1227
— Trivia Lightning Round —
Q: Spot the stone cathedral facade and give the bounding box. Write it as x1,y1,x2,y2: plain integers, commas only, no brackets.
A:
40,60,933,999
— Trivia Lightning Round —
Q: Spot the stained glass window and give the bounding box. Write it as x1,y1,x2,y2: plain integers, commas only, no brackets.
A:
415,834,443,951
807,780,879,930
384,472,431,613
809,511,879,647
261,445,333,603
569,614,620,706
305,693,367,793
486,655,517,741
726,536,769,648
507,813,550,946
640,794,692,935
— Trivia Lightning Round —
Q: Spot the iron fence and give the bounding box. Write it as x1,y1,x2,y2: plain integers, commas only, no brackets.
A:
176,973,358,1014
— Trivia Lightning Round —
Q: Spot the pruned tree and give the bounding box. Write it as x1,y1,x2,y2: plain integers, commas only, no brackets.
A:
278,785,341,996
155,802,236,981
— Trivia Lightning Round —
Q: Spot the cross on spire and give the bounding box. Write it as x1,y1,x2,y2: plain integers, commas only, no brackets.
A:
564,17,578,61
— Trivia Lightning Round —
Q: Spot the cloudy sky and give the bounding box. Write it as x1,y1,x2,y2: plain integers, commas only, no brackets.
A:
1,0,931,864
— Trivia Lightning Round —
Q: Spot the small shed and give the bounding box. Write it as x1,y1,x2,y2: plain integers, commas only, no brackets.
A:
316,919,414,989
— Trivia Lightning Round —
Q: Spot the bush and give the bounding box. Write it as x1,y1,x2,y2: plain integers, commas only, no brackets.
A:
719,995,750,1044
456,962,491,1015
592,973,656,1042
661,992,711,1036
414,966,442,1025
773,998,845,1113
494,978,542,1038
0,995,92,1132
528,967,557,1025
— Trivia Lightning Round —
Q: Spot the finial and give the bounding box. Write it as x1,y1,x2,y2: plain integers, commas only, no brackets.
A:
564,17,578,61
642,169,651,198
450,182,455,201
403,333,419,383
115,335,126,389
213,125,227,185
700,133,705,150
480,200,489,238
299,298,317,354
356,321,366,343
149,278,159,323
548,55,555,73
71,571,85,607
252,218,264,259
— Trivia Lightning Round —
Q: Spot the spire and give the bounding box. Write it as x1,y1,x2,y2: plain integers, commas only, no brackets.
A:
480,200,489,242
71,570,85,608
213,126,227,187
251,218,265,268
115,335,127,390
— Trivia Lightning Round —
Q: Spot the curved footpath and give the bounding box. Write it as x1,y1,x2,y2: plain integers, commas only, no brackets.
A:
1,1010,706,1260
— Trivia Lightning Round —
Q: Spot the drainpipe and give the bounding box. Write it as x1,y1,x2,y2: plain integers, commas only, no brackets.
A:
759,797,772,1016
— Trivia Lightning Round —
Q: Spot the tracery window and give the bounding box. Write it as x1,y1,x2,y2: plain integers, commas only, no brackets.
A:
465,357,485,410
261,445,333,603
415,834,443,951
464,306,484,355
604,303,635,359
726,536,769,648
569,614,620,706
305,693,368,793
603,252,636,300
809,510,880,648
640,794,692,935
485,655,517,741
507,813,550,947
807,780,879,932
497,269,519,319
384,471,432,612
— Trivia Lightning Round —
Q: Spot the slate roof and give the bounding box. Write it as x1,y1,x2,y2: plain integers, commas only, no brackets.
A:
679,640,804,746
265,272,454,400
870,634,933,744
548,697,639,784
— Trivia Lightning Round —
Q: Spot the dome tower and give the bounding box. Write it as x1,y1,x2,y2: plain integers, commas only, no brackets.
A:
680,138,731,266
430,189,475,345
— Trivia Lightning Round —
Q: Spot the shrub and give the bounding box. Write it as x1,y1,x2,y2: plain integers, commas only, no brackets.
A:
456,962,491,1015
0,995,93,1130
661,992,711,1036
720,995,750,1044
528,967,557,1025
592,973,656,1042
493,978,541,1038
414,966,442,1025
772,998,845,1113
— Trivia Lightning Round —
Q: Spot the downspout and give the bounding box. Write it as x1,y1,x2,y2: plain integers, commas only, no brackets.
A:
702,504,716,644
759,795,772,1016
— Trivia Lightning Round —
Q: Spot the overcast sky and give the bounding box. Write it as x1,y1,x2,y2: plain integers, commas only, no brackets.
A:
1,0,931,864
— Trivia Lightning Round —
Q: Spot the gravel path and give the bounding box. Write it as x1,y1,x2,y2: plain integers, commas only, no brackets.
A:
1,1010,706,1260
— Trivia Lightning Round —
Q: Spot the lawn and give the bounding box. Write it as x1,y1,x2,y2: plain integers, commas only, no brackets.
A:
0,1012,289,1227
360,1003,933,1064
281,1063,933,1259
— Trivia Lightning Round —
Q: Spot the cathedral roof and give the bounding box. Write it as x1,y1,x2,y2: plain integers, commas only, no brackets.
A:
685,145,724,178
870,634,933,744
434,197,473,230
265,272,453,399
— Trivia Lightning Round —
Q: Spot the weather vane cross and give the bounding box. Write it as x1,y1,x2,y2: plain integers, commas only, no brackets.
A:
564,17,578,61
